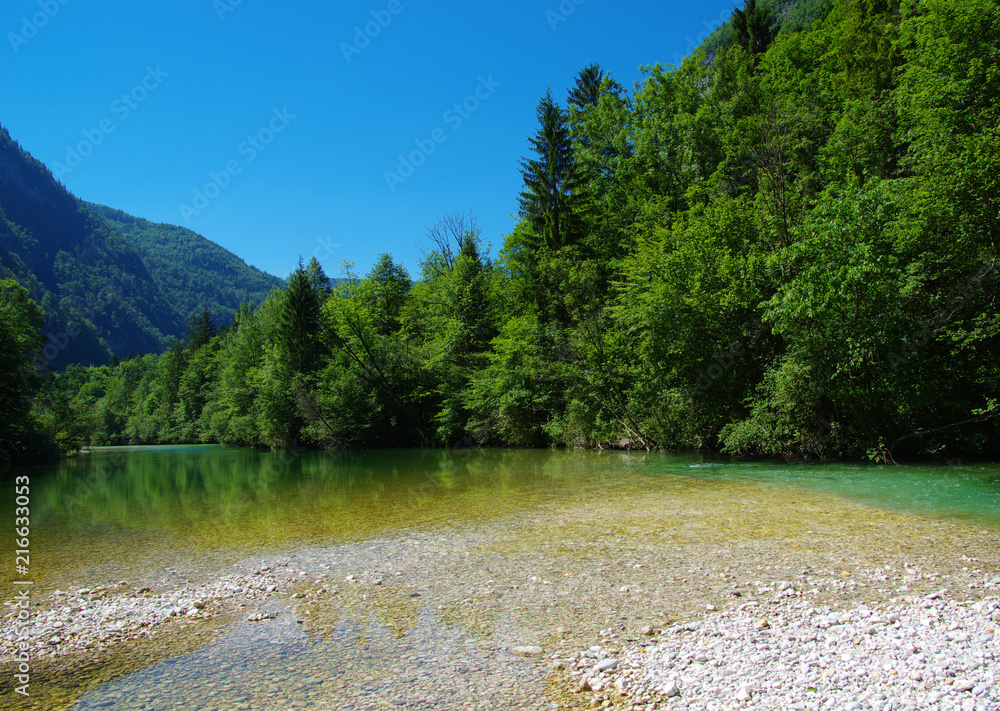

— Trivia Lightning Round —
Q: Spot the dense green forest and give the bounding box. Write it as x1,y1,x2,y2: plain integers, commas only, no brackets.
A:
2,0,998,463
85,202,286,329
0,126,284,370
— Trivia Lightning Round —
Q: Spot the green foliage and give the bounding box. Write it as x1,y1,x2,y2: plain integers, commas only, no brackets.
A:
280,258,326,374
732,0,780,60
518,90,588,256
89,202,285,331
701,0,834,58
0,279,52,461
24,0,1000,460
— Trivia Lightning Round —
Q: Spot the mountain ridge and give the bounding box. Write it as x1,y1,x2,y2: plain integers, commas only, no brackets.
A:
0,123,284,369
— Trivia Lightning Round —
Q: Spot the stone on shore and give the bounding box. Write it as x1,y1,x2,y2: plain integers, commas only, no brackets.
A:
511,645,543,657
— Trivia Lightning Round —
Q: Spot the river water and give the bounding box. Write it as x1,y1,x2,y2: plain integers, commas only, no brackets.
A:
3,447,1000,709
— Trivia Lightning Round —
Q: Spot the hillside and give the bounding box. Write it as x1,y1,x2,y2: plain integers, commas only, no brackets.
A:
87,203,285,331
698,0,833,59
0,124,283,369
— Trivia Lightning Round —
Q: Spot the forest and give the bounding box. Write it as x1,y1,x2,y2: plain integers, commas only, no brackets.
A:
0,125,284,371
2,0,998,463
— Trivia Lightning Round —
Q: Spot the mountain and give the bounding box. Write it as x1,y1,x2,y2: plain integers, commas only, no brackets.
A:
0,123,283,369
86,203,285,333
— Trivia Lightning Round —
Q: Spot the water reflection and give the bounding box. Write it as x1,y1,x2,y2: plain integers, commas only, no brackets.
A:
4,447,1000,592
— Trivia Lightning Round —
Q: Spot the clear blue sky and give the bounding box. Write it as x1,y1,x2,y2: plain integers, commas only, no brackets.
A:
1,0,738,280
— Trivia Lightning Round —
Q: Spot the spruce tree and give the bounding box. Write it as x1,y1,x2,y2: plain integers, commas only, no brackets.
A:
567,64,606,110
518,90,586,252
280,258,322,374
184,309,217,350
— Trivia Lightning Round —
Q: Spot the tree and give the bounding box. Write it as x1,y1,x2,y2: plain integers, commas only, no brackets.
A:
0,279,49,461
448,235,494,356
185,309,217,350
831,0,902,98
518,90,587,253
567,63,608,110
428,232,496,443
732,0,778,61
215,299,274,446
566,63,630,267
280,258,324,374
311,264,426,447
420,212,479,276
367,254,411,336
304,256,333,297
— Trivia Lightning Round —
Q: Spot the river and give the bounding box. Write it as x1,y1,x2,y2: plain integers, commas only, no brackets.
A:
3,447,1000,709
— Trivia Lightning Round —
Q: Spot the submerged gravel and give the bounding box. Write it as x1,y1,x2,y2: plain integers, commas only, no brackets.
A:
4,481,1000,710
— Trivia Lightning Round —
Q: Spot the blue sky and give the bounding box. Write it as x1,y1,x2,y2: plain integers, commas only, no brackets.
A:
1,0,738,280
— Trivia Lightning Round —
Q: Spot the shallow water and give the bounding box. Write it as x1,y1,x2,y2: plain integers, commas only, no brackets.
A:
4,447,1000,592
3,447,1000,710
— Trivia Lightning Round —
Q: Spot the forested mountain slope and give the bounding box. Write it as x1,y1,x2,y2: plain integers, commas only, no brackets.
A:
87,203,285,334
0,126,177,367
0,126,282,369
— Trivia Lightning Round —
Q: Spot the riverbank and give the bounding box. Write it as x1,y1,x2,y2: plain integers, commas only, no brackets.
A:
5,481,1000,709
569,596,999,710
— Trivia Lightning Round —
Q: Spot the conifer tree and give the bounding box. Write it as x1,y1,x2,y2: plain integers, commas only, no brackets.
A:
567,64,606,110
184,309,217,350
280,258,323,374
518,90,587,252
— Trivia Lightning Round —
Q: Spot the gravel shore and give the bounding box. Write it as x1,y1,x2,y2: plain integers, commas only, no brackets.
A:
2,571,286,659
564,593,1000,711
4,481,1000,710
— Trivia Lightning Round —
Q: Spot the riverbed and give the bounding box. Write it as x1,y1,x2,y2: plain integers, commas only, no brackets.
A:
3,448,999,709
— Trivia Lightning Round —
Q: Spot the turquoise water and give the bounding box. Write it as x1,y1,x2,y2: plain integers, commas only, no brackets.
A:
644,456,1000,528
